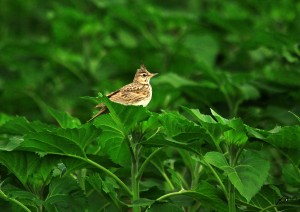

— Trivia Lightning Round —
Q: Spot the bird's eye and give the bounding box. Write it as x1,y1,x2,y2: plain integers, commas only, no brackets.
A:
142,73,147,77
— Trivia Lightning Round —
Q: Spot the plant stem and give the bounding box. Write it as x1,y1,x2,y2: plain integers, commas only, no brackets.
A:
132,158,140,212
156,190,198,201
128,134,140,212
191,162,202,190
0,189,31,212
137,147,164,180
85,158,132,196
259,204,300,212
228,145,236,212
151,161,175,190
205,162,228,197
77,168,86,193
228,181,236,212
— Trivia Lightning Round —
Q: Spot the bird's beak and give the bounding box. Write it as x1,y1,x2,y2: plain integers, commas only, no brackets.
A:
151,73,158,77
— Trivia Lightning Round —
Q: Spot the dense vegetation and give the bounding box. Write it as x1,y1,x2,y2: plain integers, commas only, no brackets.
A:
1,0,300,211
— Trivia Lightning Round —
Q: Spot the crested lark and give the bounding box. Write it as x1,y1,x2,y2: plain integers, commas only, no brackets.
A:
88,65,158,122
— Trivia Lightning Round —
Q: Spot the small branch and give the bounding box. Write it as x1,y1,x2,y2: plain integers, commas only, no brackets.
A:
156,190,199,201
151,161,175,190
204,162,228,198
228,145,237,212
260,204,300,212
137,147,165,180
0,189,31,212
86,158,132,196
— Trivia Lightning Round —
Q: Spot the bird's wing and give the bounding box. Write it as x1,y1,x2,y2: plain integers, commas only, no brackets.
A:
119,83,144,92
107,89,121,98
109,83,148,105
95,83,146,107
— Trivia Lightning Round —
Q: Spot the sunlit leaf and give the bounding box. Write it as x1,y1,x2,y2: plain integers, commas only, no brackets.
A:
0,135,23,151
223,129,248,146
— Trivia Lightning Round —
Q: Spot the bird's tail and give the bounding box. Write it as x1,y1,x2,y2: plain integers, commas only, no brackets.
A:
87,106,108,122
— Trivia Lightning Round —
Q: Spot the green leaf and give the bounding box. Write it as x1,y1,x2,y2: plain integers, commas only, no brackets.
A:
265,126,300,150
167,169,183,188
94,114,130,166
86,173,122,211
237,185,282,211
143,112,206,154
144,135,201,155
44,177,86,212
117,30,137,48
0,117,56,135
0,135,23,151
0,113,12,126
182,107,230,145
87,173,103,194
204,151,229,168
182,107,216,124
1,184,41,210
94,93,150,132
210,109,248,146
148,202,183,212
158,112,205,142
289,111,300,123
223,129,248,146
190,181,228,212
239,84,260,101
154,73,198,88
101,176,120,194
247,125,300,165
282,164,300,187
210,109,245,132
47,106,81,129
204,151,270,202
130,198,155,207
92,94,151,166
0,151,58,190
184,34,219,67
21,124,100,157
154,183,228,212
246,31,292,51
231,151,270,202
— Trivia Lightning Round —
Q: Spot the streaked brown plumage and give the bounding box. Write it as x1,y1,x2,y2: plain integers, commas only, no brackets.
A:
87,65,157,122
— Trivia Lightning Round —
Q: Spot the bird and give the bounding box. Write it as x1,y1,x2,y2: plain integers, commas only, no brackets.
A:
87,64,158,122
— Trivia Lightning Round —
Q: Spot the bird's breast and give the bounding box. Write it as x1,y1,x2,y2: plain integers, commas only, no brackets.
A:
133,84,152,107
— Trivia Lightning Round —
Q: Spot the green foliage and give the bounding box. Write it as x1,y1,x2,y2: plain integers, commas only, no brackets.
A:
204,151,270,202
1,0,300,211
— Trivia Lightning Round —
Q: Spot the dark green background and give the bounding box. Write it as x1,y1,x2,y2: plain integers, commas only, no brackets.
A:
1,0,300,127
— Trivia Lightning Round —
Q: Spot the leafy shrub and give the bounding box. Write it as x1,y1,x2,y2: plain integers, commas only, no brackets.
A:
1,0,300,211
